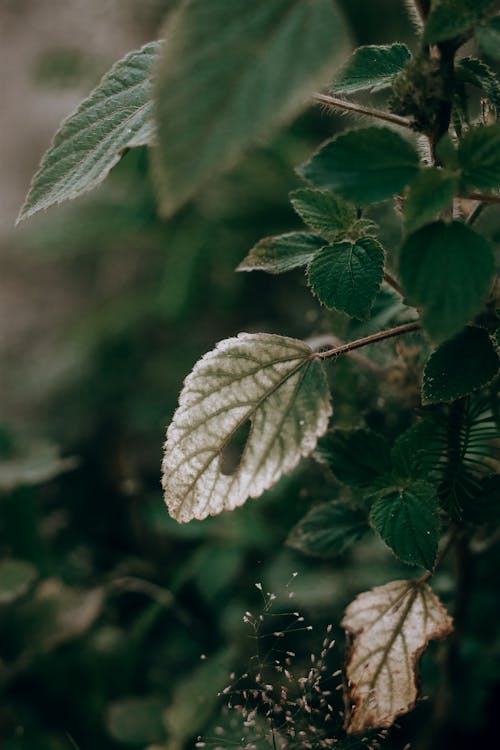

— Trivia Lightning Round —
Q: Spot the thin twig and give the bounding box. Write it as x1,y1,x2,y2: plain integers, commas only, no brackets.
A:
312,93,414,129
306,334,384,374
466,191,500,204
313,321,421,361
384,271,404,296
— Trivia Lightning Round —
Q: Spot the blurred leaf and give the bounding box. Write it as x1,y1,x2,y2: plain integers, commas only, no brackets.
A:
399,221,494,341
163,647,234,750
369,481,440,570
316,429,392,487
307,237,385,319
106,697,166,745
300,127,420,205
404,168,458,233
18,42,160,222
154,0,350,215
0,559,38,604
458,123,500,192
424,0,497,43
342,579,453,733
456,57,500,110
290,188,358,241
422,326,500,404
162,333,331,522
287,501,368,557
333,43,411,95
476,15,500,60
0,444,77,493
237,232,324,274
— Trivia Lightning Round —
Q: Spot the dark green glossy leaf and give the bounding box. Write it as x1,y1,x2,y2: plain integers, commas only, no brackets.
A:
476,15,500,59
370,481,440,570
400,221,494,341
299,127,420,205
154,0,350,215
308,237,385,319
458,124,500,192
287,501,368,558
422,326,500,404
391,420,445,481
424,0,497,43
289,188,357,241
316,428,392,487
404,168,458,233
333,43,411,95
237,232,324,274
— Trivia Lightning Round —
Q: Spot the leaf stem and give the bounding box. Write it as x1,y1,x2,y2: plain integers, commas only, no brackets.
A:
383,271,404,296
313,321,421,361
312,93,414,129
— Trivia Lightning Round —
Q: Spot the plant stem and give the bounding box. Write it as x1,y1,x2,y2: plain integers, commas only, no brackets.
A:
466,191,500,204
313,321,421,361
312,93,414,129
384,271,404,296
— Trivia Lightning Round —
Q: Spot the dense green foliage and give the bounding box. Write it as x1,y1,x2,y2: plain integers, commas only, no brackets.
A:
2,1,500,749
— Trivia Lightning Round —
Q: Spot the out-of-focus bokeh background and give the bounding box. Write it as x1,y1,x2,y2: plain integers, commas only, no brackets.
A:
1,2,498,749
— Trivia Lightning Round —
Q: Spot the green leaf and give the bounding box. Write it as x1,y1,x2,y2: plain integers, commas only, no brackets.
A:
237,232,324,274
333,43,411,95
422,326,500,404
456,57,500,110
0,559,38,604
404,168,458,233
162,333,332,522
369,481,440,570
154,0,350,216
391,420,445,481
289,188,357,241
458,124,500,192
316,428,392,488
424,0,497,43
18,42,160,222
287,501,367,558
476,15,500,60
0,443,78,493
399,221,494,341
308,237,385,319
300,127,420,205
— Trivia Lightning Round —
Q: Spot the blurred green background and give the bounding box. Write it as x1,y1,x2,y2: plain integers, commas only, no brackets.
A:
1,2,498,749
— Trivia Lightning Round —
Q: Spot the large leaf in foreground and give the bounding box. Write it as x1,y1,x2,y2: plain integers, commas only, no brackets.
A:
342,580,453,733
333,43,411,95
18,42,160,222
300,127,420,205
154,0,350,215
369,481,440,570
400,221,494,341
162,334,331,522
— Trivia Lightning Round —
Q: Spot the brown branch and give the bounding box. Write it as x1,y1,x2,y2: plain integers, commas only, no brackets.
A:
384,271,404,296
312,93,414,129
466,191,500,204
313,321,421,361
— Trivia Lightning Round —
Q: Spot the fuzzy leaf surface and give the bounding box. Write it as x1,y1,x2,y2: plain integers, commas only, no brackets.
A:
237,232,324,274
399,221,494,341
458,123,500,192
476,15,500,60
369,481,440,570
308,237,385,319
316,429,392,487
333,43,411,95
424,0,497,43
343,580,453,733
162,333,331,522
422,326,500,404
404,168,458,233
300,127,420,205
287,501,367,558
154,0,350,215
290,188,357,241
18,42,160,222
456,57,500,110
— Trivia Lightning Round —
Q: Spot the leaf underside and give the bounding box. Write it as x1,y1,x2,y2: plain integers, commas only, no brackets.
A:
343,579,453,733
154,0,350,216
333,43,411,95
162,333,332,522
18,41,160,222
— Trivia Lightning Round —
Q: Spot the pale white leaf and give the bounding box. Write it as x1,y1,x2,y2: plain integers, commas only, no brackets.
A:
342,579,453,733
162,333,331,522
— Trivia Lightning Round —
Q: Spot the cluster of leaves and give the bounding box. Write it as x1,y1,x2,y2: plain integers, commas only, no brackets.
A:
10,0,500,747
